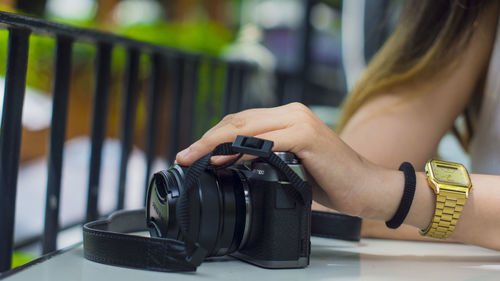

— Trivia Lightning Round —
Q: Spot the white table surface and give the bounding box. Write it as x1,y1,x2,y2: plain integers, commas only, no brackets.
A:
3,237,500,281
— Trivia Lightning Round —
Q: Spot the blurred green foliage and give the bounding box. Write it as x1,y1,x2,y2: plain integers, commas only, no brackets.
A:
0,13,233,94
0,31,55,93
193,59,227,139
322,0,343,9
11,251,35,268
0,9,234,142
120,21,232,56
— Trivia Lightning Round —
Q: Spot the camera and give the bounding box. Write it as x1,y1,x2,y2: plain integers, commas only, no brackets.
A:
146,152,311,269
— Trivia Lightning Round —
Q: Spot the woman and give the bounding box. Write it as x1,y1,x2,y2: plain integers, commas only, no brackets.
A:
177,0,500,250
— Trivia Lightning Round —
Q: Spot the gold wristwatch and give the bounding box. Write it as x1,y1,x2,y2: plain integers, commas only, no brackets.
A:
420,159,472,239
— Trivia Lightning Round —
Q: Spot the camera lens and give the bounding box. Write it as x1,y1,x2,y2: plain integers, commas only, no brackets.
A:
146,165,251,257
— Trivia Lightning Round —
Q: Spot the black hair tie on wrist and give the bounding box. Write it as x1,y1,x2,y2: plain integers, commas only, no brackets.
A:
385,162,416,229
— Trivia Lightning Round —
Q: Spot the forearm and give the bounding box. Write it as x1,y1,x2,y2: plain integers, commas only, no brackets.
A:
174,102,500,250
353,166,500,250
449,174,500,249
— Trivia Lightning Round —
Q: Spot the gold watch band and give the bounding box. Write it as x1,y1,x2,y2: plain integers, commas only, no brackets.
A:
419,189,467,239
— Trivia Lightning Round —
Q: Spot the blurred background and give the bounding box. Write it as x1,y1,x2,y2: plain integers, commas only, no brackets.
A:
0,0,404,161
0,0,410,267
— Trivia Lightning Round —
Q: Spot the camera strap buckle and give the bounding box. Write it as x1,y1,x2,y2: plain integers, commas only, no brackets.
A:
231,135,273,157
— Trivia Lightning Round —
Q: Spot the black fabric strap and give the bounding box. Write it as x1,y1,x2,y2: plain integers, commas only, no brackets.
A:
385,162,416,229
83,135,362,273
83,208,362,272
267,152,311,204
83,209,197,272
311,211,362,241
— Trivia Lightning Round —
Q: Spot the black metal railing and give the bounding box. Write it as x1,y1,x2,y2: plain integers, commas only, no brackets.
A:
0,10,253,273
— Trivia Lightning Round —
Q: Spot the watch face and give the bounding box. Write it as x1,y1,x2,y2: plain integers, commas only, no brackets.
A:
430,161,470,186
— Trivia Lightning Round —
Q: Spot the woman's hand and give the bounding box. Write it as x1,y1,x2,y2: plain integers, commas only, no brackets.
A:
176,102,399,219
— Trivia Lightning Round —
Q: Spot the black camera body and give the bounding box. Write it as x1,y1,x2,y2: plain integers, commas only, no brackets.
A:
146,152,311,269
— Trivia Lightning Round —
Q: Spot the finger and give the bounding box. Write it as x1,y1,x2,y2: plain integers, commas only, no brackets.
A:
203,106,296,141
177,104,305,165
203,104,299,137
206,102,312,135
177,126,299,166
253,128,302,155
210,155,238,165
207,129,301,170
209,154,257,166
209,128,300,166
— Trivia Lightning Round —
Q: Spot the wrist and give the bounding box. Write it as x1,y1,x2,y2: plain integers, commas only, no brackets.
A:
404,171,436,230
358,166,434,230
356,163,405,221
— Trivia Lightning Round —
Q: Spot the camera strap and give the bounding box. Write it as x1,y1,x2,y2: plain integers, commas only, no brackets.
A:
83,209,361,272
83,136,362,273
174,136,313,270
